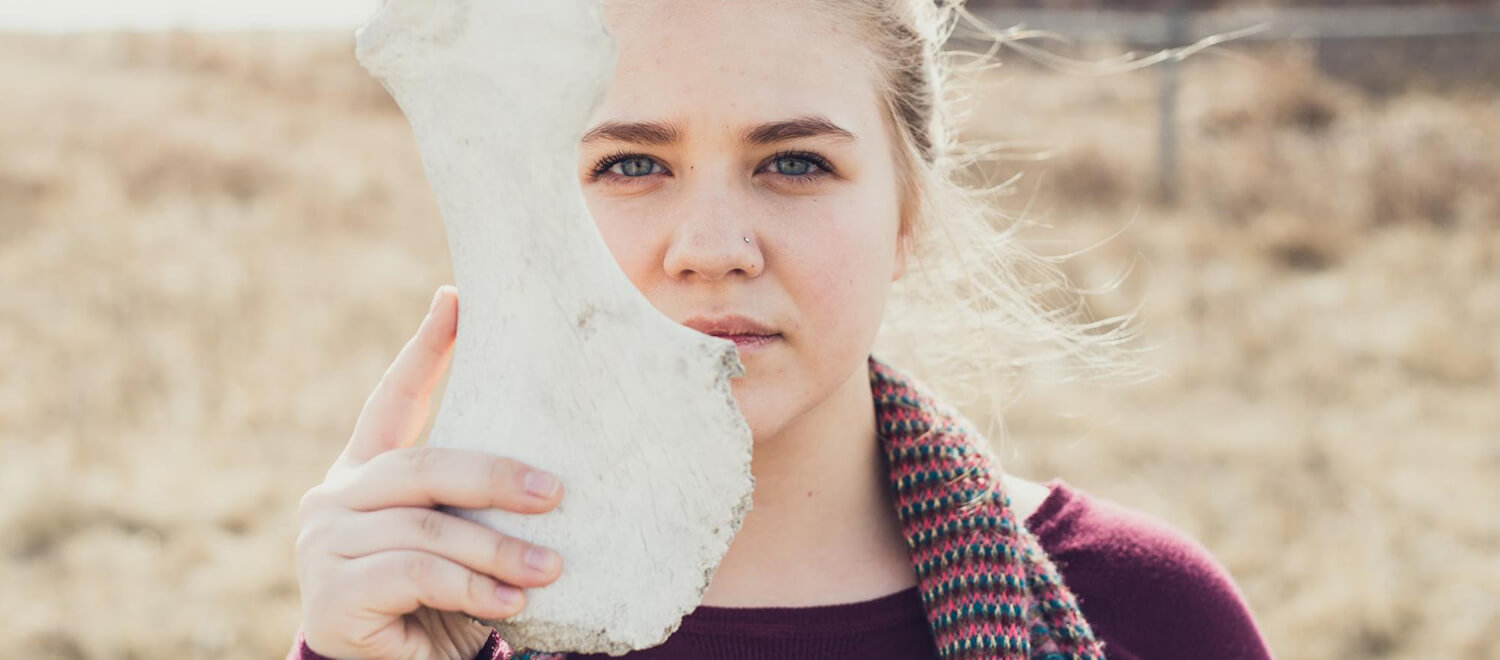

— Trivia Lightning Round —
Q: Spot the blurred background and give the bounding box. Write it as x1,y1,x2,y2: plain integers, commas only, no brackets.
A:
1,1,1496,658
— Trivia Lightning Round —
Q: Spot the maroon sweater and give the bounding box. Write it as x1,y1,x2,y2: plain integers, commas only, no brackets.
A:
293,479,1273,660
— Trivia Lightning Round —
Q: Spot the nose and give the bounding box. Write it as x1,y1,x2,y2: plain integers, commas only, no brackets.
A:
661,184,764,281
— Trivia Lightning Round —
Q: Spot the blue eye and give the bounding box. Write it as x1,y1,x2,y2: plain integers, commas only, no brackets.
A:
613,156,661,178
764,151,835,185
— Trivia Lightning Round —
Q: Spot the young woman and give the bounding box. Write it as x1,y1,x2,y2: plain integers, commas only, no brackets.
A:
291,1,1274,659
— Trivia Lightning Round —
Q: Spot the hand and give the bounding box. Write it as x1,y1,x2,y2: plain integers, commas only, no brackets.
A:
294,286,565,660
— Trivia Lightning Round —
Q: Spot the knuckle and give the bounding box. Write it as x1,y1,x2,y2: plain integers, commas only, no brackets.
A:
415,509,447,543
297,485,329,518
465,569,493,607
402,553,445,605
492,582,525,619
403,447,440,478
491,533,525,573
419,338,447,367
392,382,423,406
487,456,518,489
384,365,424,404
404,552,435,586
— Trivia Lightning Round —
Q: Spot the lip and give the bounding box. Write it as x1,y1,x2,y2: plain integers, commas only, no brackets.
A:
681,314,779,337
681,314,783,351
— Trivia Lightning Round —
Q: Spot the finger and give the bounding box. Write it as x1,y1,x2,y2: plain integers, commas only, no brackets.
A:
338,446,564,514
345,550,527,623
343,285,459,465
333,507,563,588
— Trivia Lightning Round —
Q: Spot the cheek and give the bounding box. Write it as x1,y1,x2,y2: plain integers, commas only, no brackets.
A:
771,194,897,345
586,196,656,286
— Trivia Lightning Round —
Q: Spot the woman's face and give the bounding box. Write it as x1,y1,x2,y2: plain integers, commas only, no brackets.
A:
580,1,908,441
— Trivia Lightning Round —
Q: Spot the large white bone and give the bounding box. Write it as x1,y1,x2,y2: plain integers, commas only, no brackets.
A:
354,1,756,654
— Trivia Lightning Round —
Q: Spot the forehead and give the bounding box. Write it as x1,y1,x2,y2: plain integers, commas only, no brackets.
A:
593,0,881,143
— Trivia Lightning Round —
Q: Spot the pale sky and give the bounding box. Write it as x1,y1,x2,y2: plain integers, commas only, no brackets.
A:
0,0,383,31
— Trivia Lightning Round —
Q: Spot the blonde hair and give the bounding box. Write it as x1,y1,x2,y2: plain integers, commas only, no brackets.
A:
817,0,1160,437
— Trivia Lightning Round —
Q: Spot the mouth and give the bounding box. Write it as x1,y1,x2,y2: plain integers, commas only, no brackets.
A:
679,314,783,353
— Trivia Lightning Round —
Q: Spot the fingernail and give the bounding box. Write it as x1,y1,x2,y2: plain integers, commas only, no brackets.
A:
428,288,444,314
524,547,556,573
495,584,523,606
523,470,558,498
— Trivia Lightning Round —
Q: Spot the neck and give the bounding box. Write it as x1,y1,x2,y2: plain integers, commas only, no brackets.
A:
699,360,916,607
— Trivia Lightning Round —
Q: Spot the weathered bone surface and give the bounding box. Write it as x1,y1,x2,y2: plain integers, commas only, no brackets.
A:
354,1,755,654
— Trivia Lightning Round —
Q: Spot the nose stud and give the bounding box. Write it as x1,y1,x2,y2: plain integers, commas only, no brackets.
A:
743,236,751,243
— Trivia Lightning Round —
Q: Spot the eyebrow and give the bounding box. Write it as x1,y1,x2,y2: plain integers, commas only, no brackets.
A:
579,114,857,146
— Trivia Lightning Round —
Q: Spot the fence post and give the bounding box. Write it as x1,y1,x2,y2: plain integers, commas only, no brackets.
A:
1158,2,1187,205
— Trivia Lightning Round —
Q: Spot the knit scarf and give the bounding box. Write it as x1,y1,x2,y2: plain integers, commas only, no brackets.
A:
517,354,1104,660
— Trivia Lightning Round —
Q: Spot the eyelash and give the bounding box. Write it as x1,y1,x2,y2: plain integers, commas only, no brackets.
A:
587,149,836,186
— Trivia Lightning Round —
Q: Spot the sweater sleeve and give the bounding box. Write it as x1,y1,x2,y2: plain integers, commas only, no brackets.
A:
288,627,510,660
1029,481,1276,660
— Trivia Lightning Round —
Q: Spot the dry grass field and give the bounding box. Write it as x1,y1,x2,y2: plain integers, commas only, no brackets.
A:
0,31,1495,660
